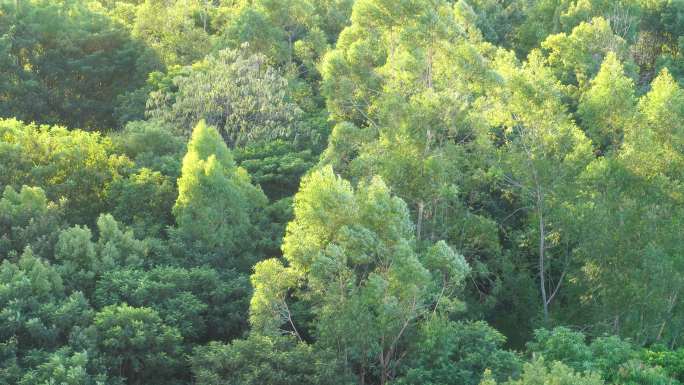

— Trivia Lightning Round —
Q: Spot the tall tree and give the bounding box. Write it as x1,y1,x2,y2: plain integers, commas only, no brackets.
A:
486,51,594,324
572,68,684,345
250,167,470,384
320,0,499,241
172,120,267,269
577,52,636,152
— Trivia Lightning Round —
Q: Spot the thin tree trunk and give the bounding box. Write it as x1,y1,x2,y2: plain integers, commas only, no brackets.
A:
538,191,549,325
417,201,424,241
379,351,387,385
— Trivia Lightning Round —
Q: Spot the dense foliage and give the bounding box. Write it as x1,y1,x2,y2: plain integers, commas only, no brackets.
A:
2,0,684,384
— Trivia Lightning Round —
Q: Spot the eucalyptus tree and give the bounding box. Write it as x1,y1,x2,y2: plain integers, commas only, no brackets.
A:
320,0,499,243
542,17,632,90
577,52,636,152
250,167,470,385
132,0,212,66
485,51,594,324
573,68,684,345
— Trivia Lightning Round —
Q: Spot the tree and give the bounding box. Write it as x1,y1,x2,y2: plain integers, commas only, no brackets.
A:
396,317,521,385
220,0,345,103
172,120,267,269
54,225,98,294
310,0,354,43
234,140,318,201
94,266,250,343
18,347,108,385
191,334,349,385
542,17,632,89
107,168,177,238
577,52,636,152
220,7,288,62
0,248,93,370
0,0,158,129
638,68,684,152
132,0,212,66
111,120,185,177
221,0,318,66
0,119,132,226
88,304,183,385
526,327,676,384
146,48,302,147
526,327,594,372
481,358,604,385
572,67,684,346
250,167,470,385
54,213,146,294
486,51,594,325
0,186,62,260
644,345,684,383
320,0,478,126
319,0,530,346
559,0,641,41
461,0,526,48
320,0,500,243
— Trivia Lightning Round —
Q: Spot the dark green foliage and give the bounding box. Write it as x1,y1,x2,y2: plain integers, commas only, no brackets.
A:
397,317,521,385
94,266,250,343
0,0,159,129
0,185,62,260
0,337,22,384
191,334,350,385
88,304,183,385
234,140,318,200
111,120,185,177
107,168,177,237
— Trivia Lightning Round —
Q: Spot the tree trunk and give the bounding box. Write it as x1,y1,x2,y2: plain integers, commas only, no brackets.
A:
416,201,424,241
203,0,208,32
538,194,549,325
379,351,388,385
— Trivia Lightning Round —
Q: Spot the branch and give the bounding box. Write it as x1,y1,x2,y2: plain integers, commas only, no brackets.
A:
280,300,303,342
546,268,567,306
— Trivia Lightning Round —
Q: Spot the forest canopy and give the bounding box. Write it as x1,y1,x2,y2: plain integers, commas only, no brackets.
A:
2,0,684,384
